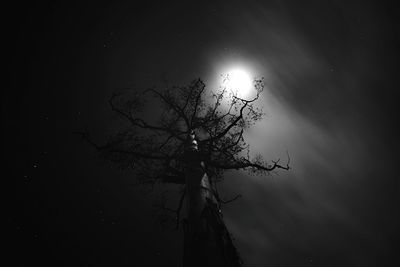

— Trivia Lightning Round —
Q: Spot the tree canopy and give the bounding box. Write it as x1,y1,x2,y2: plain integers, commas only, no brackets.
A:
79,78,290,187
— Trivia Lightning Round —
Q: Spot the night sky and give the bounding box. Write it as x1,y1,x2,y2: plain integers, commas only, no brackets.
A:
6,1,399,266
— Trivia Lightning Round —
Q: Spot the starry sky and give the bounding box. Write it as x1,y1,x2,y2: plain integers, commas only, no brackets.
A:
6,1,399,266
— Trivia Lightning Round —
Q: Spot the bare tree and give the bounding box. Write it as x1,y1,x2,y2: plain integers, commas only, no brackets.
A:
78,78,289,267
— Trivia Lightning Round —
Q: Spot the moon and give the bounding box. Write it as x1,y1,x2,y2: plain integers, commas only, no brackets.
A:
225,68,252,97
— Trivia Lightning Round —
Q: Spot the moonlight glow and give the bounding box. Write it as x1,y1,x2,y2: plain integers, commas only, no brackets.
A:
225,69,252,97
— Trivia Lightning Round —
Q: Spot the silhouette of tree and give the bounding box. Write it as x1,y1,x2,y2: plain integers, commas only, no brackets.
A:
78,77,289,267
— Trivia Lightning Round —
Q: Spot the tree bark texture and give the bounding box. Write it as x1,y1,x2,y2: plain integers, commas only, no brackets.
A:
183,140,242,267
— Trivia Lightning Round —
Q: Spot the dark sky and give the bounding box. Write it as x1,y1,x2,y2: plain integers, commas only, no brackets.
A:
6,1,399,266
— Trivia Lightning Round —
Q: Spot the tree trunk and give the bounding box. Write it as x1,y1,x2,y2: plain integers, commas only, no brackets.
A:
182,133,241,267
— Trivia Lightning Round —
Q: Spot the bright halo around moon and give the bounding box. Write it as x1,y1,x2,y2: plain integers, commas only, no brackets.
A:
225,69,252,98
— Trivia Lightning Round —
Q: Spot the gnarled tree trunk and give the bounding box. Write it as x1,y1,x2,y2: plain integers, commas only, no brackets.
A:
182,133,241,267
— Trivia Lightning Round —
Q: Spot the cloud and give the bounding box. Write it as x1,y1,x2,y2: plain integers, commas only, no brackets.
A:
208,2,397,266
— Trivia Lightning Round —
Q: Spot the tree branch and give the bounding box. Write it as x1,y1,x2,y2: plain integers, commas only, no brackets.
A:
208,152,290,173
220,194,242,204
153,187,186,229
190,79,206,128
74,131,173,160
205,92,260,143
109,93,186,141
146,88,191,130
